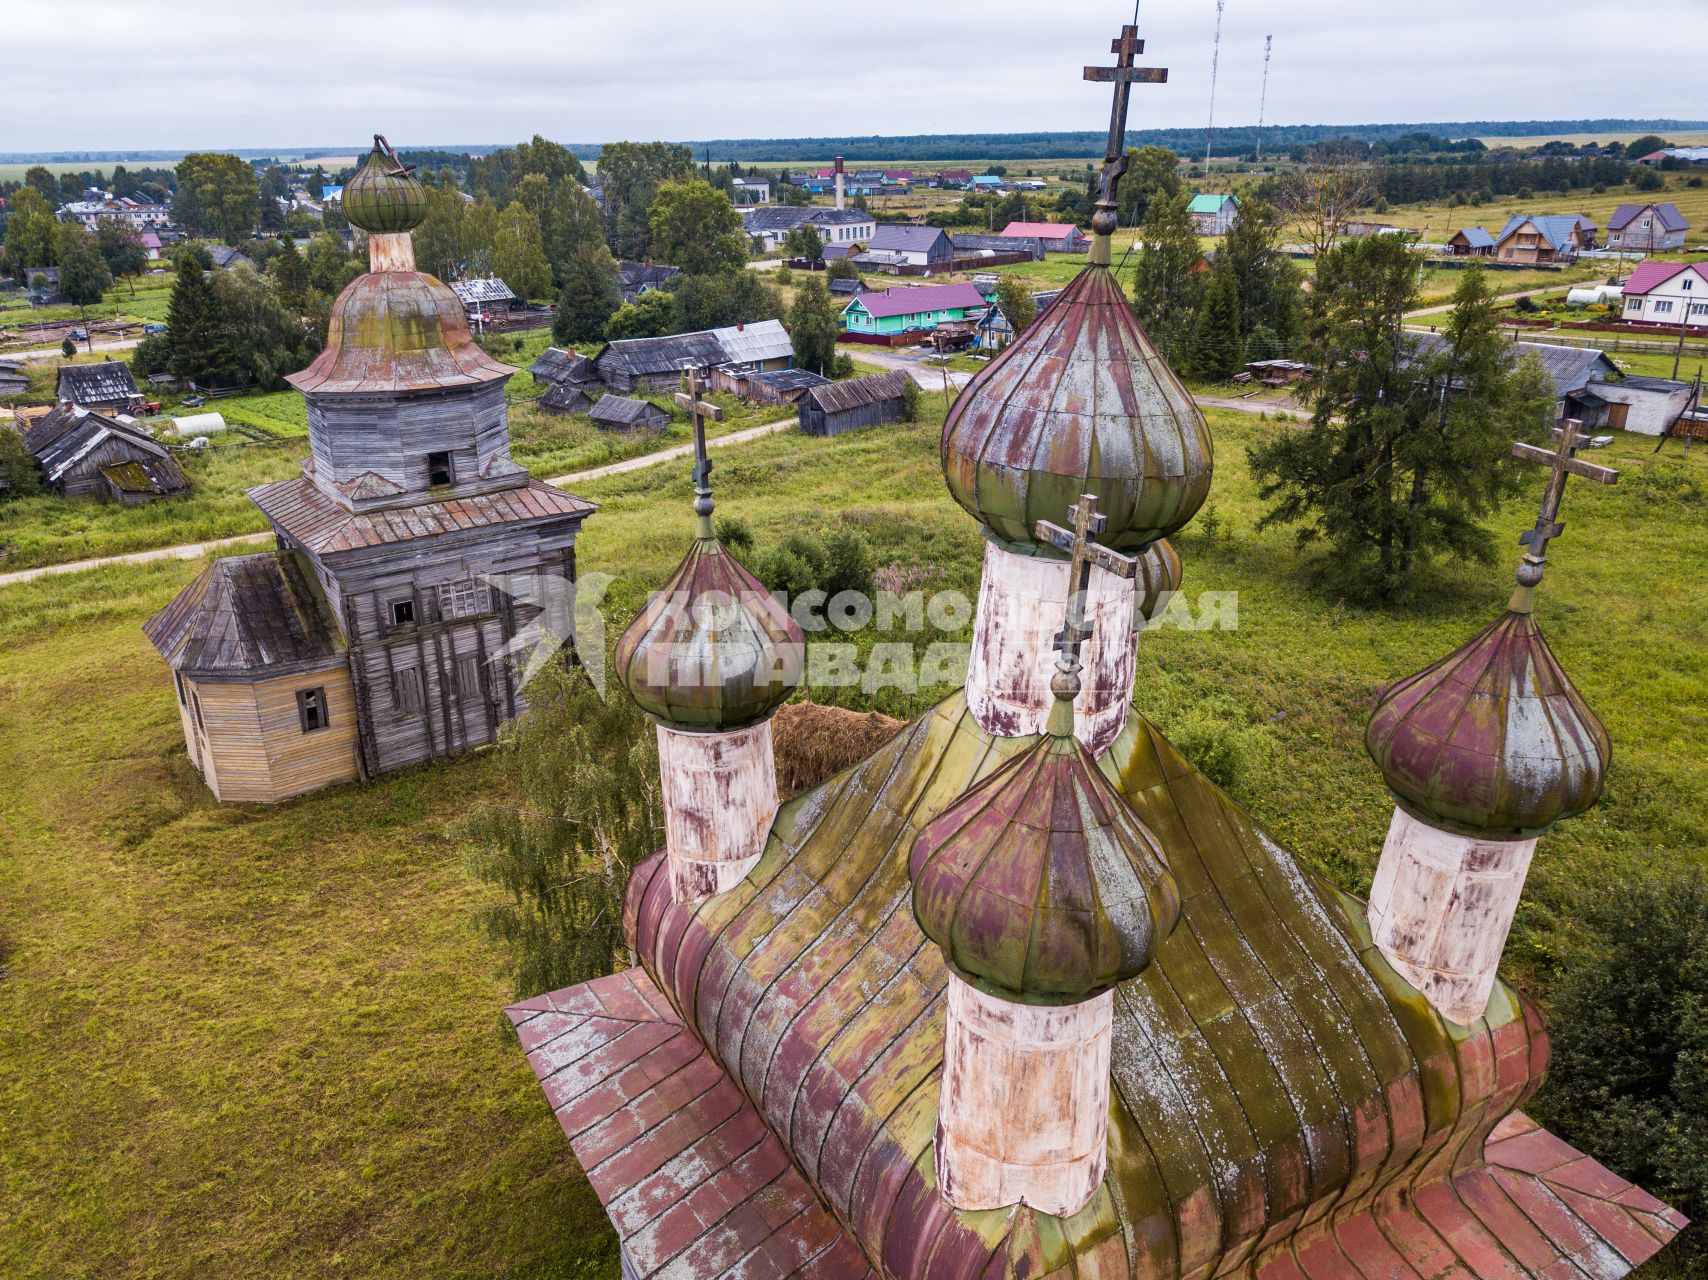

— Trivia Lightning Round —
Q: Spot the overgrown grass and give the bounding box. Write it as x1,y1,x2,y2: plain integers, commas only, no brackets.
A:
0,272,178,334
1,407,1703,1277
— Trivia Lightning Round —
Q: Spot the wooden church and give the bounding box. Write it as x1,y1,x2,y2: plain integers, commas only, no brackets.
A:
503,24,1686,1280
144,138,594,803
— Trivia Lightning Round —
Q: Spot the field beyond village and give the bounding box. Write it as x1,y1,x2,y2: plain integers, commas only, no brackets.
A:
2,399,1704,1278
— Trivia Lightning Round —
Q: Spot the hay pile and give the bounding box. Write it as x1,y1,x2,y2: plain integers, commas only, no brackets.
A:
771,700,905,796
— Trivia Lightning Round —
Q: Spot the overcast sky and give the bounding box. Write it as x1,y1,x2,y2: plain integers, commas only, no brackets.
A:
10,0,1704,155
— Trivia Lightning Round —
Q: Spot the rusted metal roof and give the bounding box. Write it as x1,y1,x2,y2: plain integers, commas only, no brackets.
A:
942,263,1214,551
143,550,343,674
516,690,1683,1277
249,474,593,556
616,537,804,731
1367,609,1610,836
285,271,516,395
800,370,910,416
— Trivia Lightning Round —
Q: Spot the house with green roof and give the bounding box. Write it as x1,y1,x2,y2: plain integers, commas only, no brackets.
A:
1188,191,1238,234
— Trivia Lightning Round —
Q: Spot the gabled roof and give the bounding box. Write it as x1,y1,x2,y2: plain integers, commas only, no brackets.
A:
588,395,667,427
951,233,1044,254
248,474,594,556
802,369,911,414
206,245,254,270
528,347,598,385
1408,332,1618,399
998,221,1084,239
448,277,518,306
616,261,681,290
868,225,950,254
598,320,792,378
1608,202,1689,232
539,381,595,412
1452,227,1495,248
143,551,343,675
1495,214,1589,251
1622,260,1708,296
711,319,794,366
1187,193,1237,214
844,283,988,320
100,455,189,497
28,405,168,482
56,360,139,406
750,368,832,394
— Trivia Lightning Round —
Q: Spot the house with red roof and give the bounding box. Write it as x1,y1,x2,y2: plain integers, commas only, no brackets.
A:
840,282,990,337
1606,202,1690,253
999,220,1089,252
1619,260,1708,329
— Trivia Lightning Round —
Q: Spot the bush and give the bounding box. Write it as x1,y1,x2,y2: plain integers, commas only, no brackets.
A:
1153,691,1273,794
831,353,855,379
757,526,874,601
714,514,754,556
1531,867,1708,1267
900,376,923,421
129,333,172,378
1689,176,1704,189
60,338,77,358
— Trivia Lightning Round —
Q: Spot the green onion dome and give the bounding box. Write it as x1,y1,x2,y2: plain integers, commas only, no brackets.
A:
615,538,805,732
1365,610,1609,837
341,138,429,236
941,264,1213,552
1132,537,1182,632
909,713,1181,1004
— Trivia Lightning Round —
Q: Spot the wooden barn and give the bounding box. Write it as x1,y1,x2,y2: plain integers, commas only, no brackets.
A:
711,365,831,406
56,359,143,414
26,404,189,502
142,552,360,803
589,395,670,431
593,320,793,392
538,382,596,415
0,360,28,400
1447,227,1494,257
449,277,519,320
797,370,912,437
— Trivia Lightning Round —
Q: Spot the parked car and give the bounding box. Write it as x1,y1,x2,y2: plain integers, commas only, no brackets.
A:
69,327,88,340
144,323,166,335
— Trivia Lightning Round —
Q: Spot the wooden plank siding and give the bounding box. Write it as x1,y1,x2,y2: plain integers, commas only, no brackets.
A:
180,664,360,803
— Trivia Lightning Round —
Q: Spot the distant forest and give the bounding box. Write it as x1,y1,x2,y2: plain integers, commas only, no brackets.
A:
6,119,1705,168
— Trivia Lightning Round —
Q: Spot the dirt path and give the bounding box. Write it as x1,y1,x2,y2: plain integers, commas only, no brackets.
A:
4,336,144,363
0,417,798,590
1405,284,1571,320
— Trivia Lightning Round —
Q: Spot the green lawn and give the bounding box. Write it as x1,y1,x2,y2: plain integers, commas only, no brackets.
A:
0,273,177,336
1,407,1703,1276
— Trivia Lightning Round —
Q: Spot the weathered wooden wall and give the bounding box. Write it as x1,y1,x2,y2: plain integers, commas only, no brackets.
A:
181,664,359,803
798,397,906,437
305,382,516,504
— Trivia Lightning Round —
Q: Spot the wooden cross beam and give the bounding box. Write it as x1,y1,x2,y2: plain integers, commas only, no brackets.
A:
1084,24,1168,238
676,364,724,527
1035,494,1139,672
1510,418,1618,585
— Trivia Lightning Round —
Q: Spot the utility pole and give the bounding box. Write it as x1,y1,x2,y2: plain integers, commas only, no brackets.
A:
1673,309,1690,381
1255,35,1273,164
1204,0,1226,174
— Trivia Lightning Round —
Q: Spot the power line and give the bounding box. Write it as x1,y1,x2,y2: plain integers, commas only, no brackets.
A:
1204,0,1227,173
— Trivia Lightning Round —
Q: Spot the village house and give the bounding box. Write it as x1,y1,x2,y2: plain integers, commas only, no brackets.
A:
537,382,595,415
951,232,1046,261
934,168,973,188
730,176,771,204
975,304,1015,350
1606,202,1690,253
1446,227,1495,256
710,365,831,406
56,360,144,415
797,369,912,436
1188,192,1238,234
998,220,1090,252
593,318,794,392
25,404,189,503
1636,146,1708,166
449,277,519,321
868,224,955,267
588,395,670,431
839,282,990,339
615,261,681,304
1493,213,1592,264
1569,374,1701,435
206,245,256,271
58,195,171,229
740,205,875,252
1619,261,1708,329
144,138,595,804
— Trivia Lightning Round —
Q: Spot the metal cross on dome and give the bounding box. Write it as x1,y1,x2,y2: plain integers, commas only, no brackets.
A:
1510,418,1619,587
372,134,416,178
1084,24,1169,234
1036,495,1139,683
676,363,724,530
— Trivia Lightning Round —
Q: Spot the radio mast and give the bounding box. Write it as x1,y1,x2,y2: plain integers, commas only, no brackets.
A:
1204,0,1226,173
1256,34,1273,163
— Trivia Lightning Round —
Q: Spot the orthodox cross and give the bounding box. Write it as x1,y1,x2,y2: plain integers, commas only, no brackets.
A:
1083,25,1169,244
373,134,415,178
1510,418,1618,588
1035,495,1139,701
675,364,724,532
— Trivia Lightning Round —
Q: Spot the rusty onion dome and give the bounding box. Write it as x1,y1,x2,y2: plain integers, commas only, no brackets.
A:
1365,611,1610,837
616,538,805,731
1131,537,1182,632
341,142,429,235
942,264,1213,552
908,732,1182,1003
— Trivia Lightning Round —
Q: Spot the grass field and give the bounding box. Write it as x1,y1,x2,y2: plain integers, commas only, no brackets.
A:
0,272,177,335
2,404,1704,1277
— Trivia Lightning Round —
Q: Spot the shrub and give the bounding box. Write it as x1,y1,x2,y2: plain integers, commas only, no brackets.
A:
714,514,754,556
1689,176,1704,189
129,333,172,378
1154,692,1273,794
831,353,855,379
60,338,77,358
757,526,874,601
900,376,923,421
1531,867,1708,1267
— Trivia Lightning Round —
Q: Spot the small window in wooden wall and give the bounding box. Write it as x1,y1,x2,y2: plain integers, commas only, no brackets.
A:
427,451,453,486
391,666,424,716
191,689,206,732
297,687,329,733
390,598,416,627
436,578,491,619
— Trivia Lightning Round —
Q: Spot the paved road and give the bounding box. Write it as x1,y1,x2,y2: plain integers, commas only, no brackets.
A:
3,335,144,363
0,417,798,590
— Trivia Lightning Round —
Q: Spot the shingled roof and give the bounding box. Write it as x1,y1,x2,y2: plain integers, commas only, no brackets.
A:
143,551,343,675
26,405,172,484
1408,332,1618,400
588,395,668,429
55,360,140,407
249,474,594,556
800,369,910,415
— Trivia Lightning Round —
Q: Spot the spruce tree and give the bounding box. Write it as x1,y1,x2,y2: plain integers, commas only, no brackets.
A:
165,254,220,386
1186,270,1242,382
552,244,622,345
1129,188,1203,362
787,275,840,374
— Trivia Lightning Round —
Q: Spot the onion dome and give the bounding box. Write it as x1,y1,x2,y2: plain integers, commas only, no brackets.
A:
341,137,429,235
1132,537,1182,631
909,687,1181,1004
616,537,805,731
1365,609,1609,837
941,264,1213,552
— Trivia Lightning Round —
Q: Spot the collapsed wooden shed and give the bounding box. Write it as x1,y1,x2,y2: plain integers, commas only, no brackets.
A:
797,370,912,437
